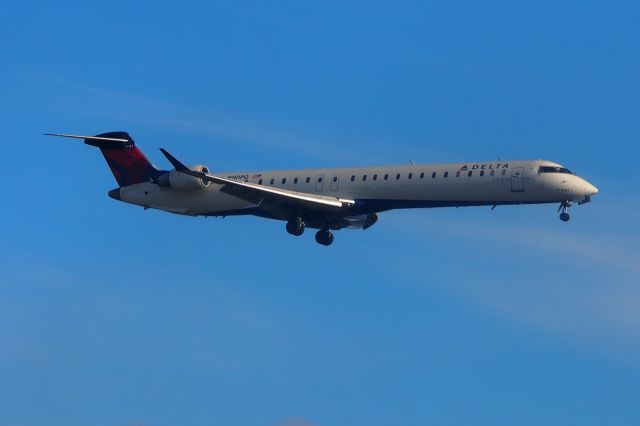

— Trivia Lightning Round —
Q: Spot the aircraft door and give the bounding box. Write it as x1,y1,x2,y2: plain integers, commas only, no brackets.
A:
330,174,339,191
315,174,324,192
511,167,524,192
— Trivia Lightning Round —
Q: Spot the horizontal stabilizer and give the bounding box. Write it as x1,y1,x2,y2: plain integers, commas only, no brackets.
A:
45,132,133,149
44,133,129,142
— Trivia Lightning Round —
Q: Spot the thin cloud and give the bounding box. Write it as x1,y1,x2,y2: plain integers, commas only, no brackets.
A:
270,417,317,426
387,210,640,359
36,74,391,165
390,209,640,276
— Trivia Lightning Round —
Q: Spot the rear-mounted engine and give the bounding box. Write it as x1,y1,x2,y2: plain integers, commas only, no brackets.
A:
157,165,210,191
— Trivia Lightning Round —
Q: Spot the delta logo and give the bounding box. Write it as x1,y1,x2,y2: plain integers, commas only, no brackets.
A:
459,163,510,171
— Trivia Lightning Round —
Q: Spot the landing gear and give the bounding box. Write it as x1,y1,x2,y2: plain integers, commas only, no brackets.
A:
558,201,571,222
286,218,305,236
315,229,334,246
286,218,335,245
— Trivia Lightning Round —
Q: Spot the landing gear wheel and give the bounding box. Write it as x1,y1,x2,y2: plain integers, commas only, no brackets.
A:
558,201,572,223
286,218,305,236
315,229,334,246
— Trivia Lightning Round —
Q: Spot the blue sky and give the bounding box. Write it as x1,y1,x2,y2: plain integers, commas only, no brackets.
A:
1,1,639,425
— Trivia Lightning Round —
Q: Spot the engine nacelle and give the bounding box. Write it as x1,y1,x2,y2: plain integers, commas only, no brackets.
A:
157,165,211,191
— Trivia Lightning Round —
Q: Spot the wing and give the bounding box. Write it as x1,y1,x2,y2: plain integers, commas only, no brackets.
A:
159,149,355,218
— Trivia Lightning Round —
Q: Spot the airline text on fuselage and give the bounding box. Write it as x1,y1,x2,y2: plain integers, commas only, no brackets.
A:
460,163,510,171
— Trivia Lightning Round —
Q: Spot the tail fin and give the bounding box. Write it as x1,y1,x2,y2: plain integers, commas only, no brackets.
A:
47,131,161,186
88,132,160,186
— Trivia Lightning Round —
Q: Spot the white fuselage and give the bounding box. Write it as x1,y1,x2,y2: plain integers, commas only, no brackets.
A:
116,159,598,226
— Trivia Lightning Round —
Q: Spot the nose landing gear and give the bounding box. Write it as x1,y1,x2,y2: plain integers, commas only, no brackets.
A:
558,201,571,222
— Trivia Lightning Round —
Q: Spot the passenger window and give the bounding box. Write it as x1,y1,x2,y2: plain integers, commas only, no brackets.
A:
408,173,413,179
444,171,449,178
480,170,484,176
362,175,367,181
396,173,400,180
456,171,460,177
384,174,389,180
306,177,310,183
258,179,263,185
270,178,275,185
351,175,355,182
420,172,425,179
294,177,298,184
432,172,436,178
468,171,472,177
373,174,378,181
282,178,286,184
333,176,337,182
318,176,323,182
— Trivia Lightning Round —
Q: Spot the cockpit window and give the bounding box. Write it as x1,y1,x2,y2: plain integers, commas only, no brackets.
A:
539,166,573,174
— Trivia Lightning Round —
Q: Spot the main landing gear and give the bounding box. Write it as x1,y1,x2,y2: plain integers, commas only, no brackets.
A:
286,217,334,245
286,217,305,236
558,201,571,222
315,229,334,246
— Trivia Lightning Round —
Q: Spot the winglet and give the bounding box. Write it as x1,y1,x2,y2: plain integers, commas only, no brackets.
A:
159,148,189,172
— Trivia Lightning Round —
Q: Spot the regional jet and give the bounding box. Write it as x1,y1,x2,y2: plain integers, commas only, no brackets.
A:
47,132,598,246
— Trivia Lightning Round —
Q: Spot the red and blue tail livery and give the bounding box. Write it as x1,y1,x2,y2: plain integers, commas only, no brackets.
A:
86,131,161,186
46,131,160,187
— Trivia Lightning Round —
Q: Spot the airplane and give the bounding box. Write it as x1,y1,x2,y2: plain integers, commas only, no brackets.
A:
46,131,598,246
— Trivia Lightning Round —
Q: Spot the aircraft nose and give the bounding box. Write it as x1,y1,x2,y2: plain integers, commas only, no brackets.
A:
585,181,598,196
